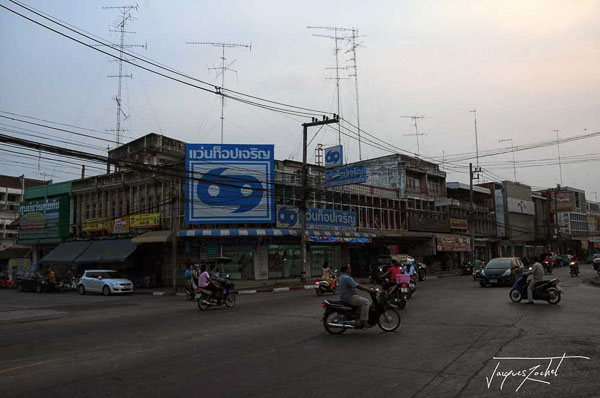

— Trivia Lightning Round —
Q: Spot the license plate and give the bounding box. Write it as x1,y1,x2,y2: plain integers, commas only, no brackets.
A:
194,294,202,299
401,288,408,293
489,279,497,283
409,284,415,288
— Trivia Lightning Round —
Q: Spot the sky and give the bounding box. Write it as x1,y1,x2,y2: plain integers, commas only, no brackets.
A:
1,0,599,200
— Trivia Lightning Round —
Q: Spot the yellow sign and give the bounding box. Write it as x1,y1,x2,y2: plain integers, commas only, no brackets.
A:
450,218,468,230
82,218,108,232
110,216,130,234
130,213,160,229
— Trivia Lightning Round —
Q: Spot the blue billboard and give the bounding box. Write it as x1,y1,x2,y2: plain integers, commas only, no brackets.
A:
324,165,367,187
276,206,356,231
185,144,275,224
324,145,343,168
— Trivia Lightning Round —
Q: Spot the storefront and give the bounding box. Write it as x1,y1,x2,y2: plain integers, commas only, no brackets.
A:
433,234,471,270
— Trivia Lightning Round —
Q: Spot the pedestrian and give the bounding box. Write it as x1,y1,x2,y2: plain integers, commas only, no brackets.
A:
49,268,56,284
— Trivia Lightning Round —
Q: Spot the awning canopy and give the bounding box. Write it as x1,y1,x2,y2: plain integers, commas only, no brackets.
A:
178,229,376,239
74,239,137,264
39,241,92,264
131,230,172,244
0,246,31,260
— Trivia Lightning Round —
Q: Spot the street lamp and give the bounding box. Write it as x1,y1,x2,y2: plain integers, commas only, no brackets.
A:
499,138,517,182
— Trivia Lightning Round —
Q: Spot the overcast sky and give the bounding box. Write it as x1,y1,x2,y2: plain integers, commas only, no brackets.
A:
1,0,599,199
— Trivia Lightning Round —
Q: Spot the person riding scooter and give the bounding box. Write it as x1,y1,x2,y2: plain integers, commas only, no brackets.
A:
198,264,221,304
338,263,375,329
523,261,544,304
321,262,336,289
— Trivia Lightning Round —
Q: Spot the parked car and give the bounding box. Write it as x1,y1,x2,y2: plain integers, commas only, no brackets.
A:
16,271,53,293
78,270,133,296
479,257,524,287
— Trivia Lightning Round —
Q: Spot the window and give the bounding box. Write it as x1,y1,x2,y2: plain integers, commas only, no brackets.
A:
407,177,420,192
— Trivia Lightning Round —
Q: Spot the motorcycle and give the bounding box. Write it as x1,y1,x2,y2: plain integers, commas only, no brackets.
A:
416,263,427,281
322,289,401,334
379,278,409,309
196,275,236,311
462,261,473,275
509,275,562,305
569,261,579,277
543,261,553,275
315,272,337,296
408,276,416,295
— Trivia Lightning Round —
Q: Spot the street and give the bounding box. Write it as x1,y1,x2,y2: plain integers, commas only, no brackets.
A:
1,266,599,398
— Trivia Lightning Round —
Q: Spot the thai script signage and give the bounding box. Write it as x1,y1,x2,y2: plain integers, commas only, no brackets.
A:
324,165,367,187
130,213,160,229
437,235,471,252
276,206,356,231
185,144,275,224
18,198,70,241
450,218,468,230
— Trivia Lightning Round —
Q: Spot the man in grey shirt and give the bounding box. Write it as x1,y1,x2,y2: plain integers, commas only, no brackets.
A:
338,263,374,328
525,261,545,304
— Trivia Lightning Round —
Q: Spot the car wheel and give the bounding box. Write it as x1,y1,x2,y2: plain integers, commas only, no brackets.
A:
102,286,111,296
78,285,86,295
479,280,486,288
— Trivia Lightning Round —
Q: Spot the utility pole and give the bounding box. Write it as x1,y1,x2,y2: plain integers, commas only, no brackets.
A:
308,26,351,147
402,115,426,156
499,138,517,182
469,162,481,262
470,109,479,167
187,41,252,144
553,130,563,186
300,115,339,283
102,4,146,146
346,28,364,160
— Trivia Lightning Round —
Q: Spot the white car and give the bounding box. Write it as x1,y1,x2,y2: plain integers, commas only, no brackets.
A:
78,270,133,296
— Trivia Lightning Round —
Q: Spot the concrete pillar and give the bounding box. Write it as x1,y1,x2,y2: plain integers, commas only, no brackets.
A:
254,242,268,280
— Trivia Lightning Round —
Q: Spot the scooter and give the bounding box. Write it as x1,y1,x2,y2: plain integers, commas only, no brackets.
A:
569,261,579,277
322,289,401,334
543,261,553,275
509,275,562,305
196,275,236,311
315,273,337,296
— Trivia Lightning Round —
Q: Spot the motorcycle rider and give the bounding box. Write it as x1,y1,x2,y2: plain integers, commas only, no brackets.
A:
382,259,403,288
198,264,220,304
338,263,374,329
321,261,336,289
524,261,544,304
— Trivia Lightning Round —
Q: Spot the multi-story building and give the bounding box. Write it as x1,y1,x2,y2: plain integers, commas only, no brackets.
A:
0,175,48,251
585,200,599,255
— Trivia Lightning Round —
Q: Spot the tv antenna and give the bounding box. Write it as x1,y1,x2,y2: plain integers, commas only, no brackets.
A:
345,28,365,160
402,115,426,156
101,4,147,146
187,41,252,144
307,26,352,147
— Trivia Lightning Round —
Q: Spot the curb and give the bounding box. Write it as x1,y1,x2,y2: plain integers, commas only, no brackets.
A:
135,284,318,297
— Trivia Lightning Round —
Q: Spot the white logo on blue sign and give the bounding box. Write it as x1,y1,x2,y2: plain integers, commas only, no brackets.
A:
324,145,343,168
185,144,275,224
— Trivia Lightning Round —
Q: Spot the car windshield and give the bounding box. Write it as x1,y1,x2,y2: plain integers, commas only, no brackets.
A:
485,259,512,269
101,271,124,279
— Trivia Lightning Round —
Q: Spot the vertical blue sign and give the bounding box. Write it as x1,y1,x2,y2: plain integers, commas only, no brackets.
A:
185,144,275,224
324,145,343,168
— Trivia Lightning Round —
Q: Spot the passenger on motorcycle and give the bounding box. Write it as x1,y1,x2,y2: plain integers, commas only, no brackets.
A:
404,261,418,279
382,259,403,288
524,261,544,304
199,264,220,304
338,263,374,329
321,262,336,288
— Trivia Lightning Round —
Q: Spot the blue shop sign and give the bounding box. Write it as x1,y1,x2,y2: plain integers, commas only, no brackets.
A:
324,165,367,186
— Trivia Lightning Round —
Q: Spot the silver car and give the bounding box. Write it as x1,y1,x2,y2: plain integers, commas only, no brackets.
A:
78,270,133,296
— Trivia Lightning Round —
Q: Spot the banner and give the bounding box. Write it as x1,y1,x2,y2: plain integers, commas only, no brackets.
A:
185,144,275,224
450,218,468,230
549,192,572,212
18,197,70,241
276,206,356,231
507,198,535,215
110,216,130,234
324,165,367,187
82,218,108,232
130,213,160,229
437,235,471,252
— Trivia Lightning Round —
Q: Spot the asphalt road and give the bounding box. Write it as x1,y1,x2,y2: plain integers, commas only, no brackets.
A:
1,265,599,398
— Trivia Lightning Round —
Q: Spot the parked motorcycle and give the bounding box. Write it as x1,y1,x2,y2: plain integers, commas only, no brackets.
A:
509,275,562,305
569,261,579,277
543,261,553,275
196,275,235,310
322,289,401,334
315,272,337,296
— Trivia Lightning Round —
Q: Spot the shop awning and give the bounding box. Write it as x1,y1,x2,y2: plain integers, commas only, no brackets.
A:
178,229,375,238
131,230,172,244
179,229,301,238
74,239,137,264
39,241,92,264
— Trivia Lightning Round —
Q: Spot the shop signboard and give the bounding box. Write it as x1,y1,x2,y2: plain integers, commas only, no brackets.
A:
407,214,450,233
110,216,130,234
324,165,367,187
130,213,160,229
185,144,275,224
18,197,70,241
507,198,535,215
558,212,571,234
276,205,356,231
549,191,572,212
450,218,468,230
324,145,343,168
437,235,471,252
82,218,107,232
306,236,370,243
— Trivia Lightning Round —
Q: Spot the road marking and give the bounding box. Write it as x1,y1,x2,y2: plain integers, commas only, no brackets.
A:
0,359,61,374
